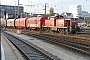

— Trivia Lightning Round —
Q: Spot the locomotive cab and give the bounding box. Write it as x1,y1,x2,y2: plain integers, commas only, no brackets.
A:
70,20,78,34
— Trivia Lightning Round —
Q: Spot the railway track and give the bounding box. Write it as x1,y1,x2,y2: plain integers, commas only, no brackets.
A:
25,33,90,56
77,32,90,35
2,31,61,60
6,28,90,39
5,28,90,40
3,29,90,55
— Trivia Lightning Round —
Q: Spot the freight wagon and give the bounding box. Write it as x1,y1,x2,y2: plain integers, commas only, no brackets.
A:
0,18,7,28
15,18,28,29
14,16,48,30
7,19,16,28
26,16,48,30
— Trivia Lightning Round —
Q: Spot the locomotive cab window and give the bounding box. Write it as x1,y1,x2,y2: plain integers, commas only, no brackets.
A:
65,20,70,27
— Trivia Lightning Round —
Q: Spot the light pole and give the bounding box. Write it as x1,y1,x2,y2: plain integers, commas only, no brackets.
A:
44,3,48,16
18,0,20,16
15,1,16,19
43,3,49,16
25,5,28,18
17,0,21,34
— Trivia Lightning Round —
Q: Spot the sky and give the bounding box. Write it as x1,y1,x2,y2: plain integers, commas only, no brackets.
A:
1,0,90,14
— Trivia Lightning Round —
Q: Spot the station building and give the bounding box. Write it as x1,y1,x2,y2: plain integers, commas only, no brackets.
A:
0,5,24,19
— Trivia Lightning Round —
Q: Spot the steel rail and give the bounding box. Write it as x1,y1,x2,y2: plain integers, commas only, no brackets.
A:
2,31,60,60
27,33,90,56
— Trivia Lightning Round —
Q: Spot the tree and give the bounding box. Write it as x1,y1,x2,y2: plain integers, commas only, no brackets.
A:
48,7,54,19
